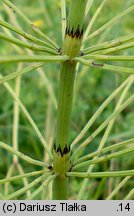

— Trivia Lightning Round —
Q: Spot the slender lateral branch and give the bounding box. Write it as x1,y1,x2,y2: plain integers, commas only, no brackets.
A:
72,147,134,170
83,33,134,54
76,57,134,74
106,176,131,200
95,76,133,173
71,76,133,149
61,0,66,42
73,138,134,165
83,54,134,62
67,170,134,178
11,69,31,197
0,141,47,167
0,13,57,110
6,174,50,200
85,0,95,17
1,76,52,159
0,32,57,55
0,170,48,184
71,94,134,159
95,42,134,55
84,0,106,40
0,63,43,85
76,79,134,199
2,0,58,48
0,55,69,64
83,5,134,44
15,163,31,198
12,67,21,163
0,18,55,49
124,188,134,200
4,164,15,197
27,175,56,200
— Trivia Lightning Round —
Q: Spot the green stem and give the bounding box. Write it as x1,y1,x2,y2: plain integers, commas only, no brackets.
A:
52,0,86,200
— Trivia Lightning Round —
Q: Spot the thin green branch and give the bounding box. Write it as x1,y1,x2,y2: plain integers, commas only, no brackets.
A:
124,188,134,200
76,57,134,74
61,0,66,42
4,164,14,196
39,0,52,27
0,13,57,110
16,163,31,197
0,32,57,55
96,77,133,167
83,33,134,55
2,0,58,48
73,138,134,165
93,178,106,200
0,170,49,184
85,0,95,17
76,77,134,199
67,170,134,178
71,94,134,159
0,141,47,167
83,5,134,44
0,18,55,49
0,76,52,159
72,147,134,170
84,0,106,40
13,65,21,163
7,64,31,197
0,63,43,85
6,174,50,200
27,175,56,200
106,176,131,200
95,42,134,55
71,75,133,149
0,55,69,64
83,54,134,62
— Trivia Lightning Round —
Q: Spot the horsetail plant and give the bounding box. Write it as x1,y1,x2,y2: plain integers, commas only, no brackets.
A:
0,0,134,200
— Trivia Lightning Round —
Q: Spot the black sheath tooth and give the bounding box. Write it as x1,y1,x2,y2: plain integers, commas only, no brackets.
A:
54,145,70,157
70,28,74,37
48,165,53,170
54,142,56,150
65,25,84,39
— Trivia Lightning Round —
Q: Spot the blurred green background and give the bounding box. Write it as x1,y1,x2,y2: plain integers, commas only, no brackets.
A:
0,0,134,199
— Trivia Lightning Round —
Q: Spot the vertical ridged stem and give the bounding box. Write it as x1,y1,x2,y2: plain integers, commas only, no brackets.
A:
53,0,86,200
